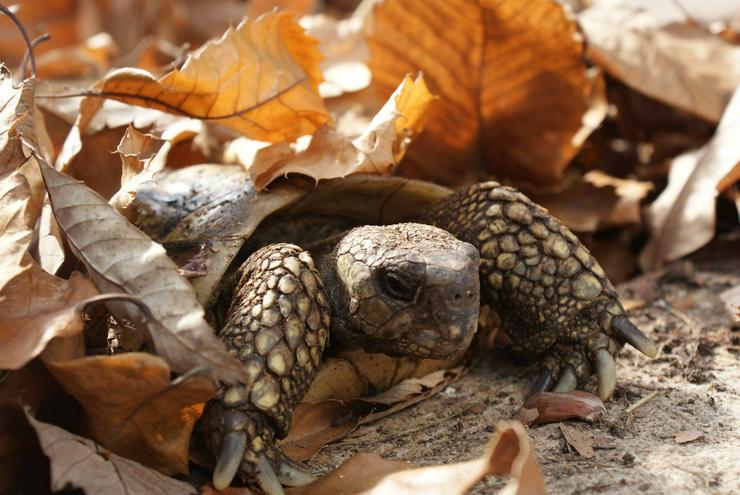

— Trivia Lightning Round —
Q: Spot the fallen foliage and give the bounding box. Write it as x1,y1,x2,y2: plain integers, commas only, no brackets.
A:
515,391,606,427
367,0,606,187
45,353,216,475
287,421,545,495
1,0,739,493
579,3,740,123
87,12,328,142
25,411,198,495
559,423,595,458
640,87,740,270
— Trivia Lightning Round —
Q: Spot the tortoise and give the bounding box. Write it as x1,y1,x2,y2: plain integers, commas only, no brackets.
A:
135,165,657,494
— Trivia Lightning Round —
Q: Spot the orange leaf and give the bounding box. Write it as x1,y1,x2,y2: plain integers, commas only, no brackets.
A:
367,0,605,187
89,12,329,142
45,353,216,476
247,74,435,189
0,268,98,370
287,421,545,495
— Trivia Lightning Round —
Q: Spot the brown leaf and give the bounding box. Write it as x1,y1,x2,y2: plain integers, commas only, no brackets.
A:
0,68,44,280
579,6,740,122
674,430,703,444
24,412,198,495
531,171,652,232
280,400,374,462
37,158,248,384
286,421,546,495
640,87,740,270
89,12,328,142
108,125,166,218
0,268,98,370
246,73,435,189
519,391,605,426
367,0,606,187
560,423,595,458
281,362,464,461
45,353,216,475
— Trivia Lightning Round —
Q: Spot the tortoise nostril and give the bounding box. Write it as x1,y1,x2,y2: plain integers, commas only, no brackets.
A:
453,293,462,301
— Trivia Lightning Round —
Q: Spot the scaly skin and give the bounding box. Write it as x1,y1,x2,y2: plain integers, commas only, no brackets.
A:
423,181,657,395
204,181,656,493
203,244,329,492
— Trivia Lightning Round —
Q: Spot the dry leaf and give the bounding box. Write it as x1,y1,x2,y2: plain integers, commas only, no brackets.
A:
45,353,216,476
517,391,606,426
24,412,198,495
559,423,595,458
367,0,606,187
579,5,740,122
0,269,98,370
246,73,435,189
531,171,652,232
36,200,66,274
0,68,43,280
108,125,166,218
37,158,248,384
640,86,740,270
674,430,703,444
287,421,545,495
281,363,464,461
281,400,375,462
88,12,329,142
0,67,103,369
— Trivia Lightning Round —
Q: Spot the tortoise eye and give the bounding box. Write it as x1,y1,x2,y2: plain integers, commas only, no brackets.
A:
381,269,418,302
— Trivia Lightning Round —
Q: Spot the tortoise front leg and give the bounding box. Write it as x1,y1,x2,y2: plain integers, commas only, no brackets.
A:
423,181,657,399
202,244,330,493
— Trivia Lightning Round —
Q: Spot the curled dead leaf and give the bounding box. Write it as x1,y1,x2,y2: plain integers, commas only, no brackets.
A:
24,411,198,495
108,125,165,218
281,361,465,461
516,391,605,426
44,353,216,476
245,73,435,189
0,268,98,370
579,5,740,123
88,12,329,142
367,0,605,187
37,158,248,384
286,421,545,495
640,87,740,270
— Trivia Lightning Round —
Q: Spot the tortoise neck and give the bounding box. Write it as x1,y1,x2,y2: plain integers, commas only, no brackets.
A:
310,237,361,348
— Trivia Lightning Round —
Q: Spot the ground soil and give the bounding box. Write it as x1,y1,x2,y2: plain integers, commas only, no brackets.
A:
307,237,740,494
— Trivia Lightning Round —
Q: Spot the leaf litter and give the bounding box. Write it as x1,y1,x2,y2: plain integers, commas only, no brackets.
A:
1,0,739,494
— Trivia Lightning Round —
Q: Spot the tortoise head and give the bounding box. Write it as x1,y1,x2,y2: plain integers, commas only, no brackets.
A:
326,223,480,359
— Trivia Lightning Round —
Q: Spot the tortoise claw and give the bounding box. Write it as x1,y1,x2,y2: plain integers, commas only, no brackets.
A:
612,316,658,358
212,431,247,490
276,457,315,486
256,453,285,495
594,349,617,400
531,369,554,394
552,367,577,393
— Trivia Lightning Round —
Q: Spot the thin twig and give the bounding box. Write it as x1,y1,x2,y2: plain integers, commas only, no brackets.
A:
624,390,660,415
0,4,38,78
